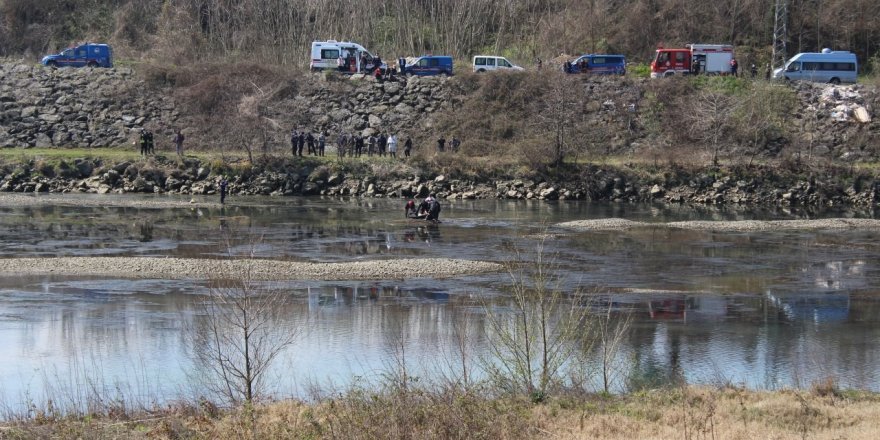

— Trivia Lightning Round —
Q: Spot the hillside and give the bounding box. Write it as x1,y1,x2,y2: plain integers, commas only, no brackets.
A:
2,0,879,72
2,62,878,169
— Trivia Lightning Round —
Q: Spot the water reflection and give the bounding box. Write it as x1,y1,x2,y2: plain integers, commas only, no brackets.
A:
0,196,879,407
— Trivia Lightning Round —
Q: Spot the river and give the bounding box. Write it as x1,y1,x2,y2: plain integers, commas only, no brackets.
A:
0,194,878,411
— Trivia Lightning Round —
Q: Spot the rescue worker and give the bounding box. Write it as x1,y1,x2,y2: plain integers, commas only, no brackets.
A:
425,194,441,222
139,129,149,156
219,176,228,204
405,200,417,218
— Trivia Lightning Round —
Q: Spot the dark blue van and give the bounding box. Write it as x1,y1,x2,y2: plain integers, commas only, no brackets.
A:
402,55,453,76
565,54,626,75
41,43,113,68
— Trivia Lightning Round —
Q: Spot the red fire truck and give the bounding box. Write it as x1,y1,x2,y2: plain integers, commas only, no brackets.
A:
650,44,734,78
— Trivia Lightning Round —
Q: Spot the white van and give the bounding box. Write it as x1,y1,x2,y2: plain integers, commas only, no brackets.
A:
472,55,523,73
773,49,858,84
310,40,378,73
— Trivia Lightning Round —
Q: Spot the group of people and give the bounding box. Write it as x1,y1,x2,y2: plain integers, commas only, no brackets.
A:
137,128,185,157
405,194,441,222
290,130,327,157
337,51,389,79
139,129,155,156
290,129,430,159
435,136,461,153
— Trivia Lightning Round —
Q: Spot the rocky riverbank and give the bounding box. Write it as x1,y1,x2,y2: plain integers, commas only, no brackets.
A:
1,155,879,208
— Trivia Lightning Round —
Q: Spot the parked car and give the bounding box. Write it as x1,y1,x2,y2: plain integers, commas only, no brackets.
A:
566,54,626,75
472,55,524,72
401,55,454,76
41,43,113,68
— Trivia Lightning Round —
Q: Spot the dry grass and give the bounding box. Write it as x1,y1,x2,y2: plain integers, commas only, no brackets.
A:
3,386,879,439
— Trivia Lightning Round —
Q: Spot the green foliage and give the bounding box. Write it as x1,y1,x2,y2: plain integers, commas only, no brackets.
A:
627,63,651,78
692,75,749,95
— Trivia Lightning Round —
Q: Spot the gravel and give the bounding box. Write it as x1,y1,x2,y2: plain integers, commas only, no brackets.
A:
0,193,220,209
0,257,502,280
558,218,880,232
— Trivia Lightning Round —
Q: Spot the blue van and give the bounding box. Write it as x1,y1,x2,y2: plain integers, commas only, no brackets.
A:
402,55,453,76
41,43,113,68
566,54,626,75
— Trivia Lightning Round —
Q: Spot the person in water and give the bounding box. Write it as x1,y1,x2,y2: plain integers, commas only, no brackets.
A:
425,194,441,222
405,200,417,218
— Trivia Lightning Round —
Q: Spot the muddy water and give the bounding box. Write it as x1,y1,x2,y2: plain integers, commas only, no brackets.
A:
0,194,879,408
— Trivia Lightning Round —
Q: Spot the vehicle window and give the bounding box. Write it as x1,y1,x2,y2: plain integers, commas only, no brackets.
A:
429,58,439,67
657,52,669,64
839,63,855,71
674,52,686,63
487,58,495,66
322,49,339,59
63,49,73,57
475,58,485,66
499,59,510,67
786,62,800,71
417,58,429,67
803,62,819,71
75,49,86,57
593,57,606,65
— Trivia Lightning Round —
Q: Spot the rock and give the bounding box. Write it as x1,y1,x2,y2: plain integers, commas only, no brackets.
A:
75,160,95,177
327,174,344,186
650,184,665,197
34,133,52,147
539,187,557,199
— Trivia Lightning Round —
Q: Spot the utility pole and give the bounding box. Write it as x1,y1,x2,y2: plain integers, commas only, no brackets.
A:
771,0,789,69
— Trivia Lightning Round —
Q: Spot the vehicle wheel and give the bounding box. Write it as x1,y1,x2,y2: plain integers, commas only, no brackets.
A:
87,61,98,68
829,77,841,85
47,61,57,68
477,69,486,73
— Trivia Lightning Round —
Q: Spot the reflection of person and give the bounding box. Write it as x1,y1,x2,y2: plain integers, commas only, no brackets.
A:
219,177,228,204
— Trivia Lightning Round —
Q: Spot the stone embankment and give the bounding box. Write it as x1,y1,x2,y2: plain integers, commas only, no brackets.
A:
0,64,176,148
1,155,880,207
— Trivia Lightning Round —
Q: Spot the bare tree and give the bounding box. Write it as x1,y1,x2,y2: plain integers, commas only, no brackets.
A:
481,238,589,401
686,89,734,166
595,301,634,394
531,74,588,169
190,253,298,405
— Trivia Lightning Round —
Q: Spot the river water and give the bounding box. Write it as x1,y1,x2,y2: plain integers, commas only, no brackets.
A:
0,195,878,409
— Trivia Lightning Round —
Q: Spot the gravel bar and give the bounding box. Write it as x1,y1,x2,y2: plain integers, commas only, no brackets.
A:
558,218,880,232
0,257,502,280
0,193,220,209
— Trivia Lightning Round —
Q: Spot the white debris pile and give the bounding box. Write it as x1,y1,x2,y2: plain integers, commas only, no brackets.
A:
818,85,871,123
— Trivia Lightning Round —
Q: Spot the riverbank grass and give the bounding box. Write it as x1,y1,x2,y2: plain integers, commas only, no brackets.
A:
3,386,879,439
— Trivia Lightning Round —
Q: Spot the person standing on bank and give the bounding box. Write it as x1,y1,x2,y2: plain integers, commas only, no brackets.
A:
174,129,185,157
404,137,412,158
318,132,326,157
388,133,398,158
437,136,446,152
219,176,228,204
